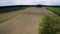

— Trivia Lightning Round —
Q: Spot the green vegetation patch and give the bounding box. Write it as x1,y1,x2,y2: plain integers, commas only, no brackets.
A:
39,14,60,34
0,7,26,14
47,7,60,16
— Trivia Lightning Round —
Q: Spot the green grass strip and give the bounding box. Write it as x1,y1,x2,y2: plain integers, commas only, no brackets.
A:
47,7,60,16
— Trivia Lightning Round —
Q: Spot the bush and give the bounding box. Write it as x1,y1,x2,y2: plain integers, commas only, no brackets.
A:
39,14,60,34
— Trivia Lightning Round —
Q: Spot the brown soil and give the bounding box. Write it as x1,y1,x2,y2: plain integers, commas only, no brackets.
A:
0,7,53,34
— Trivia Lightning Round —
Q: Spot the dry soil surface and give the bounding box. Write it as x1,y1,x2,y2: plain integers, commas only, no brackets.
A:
0,7,54,34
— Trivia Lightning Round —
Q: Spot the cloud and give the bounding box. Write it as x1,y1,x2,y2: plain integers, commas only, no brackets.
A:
0,0,16,6
50,2,60,5
0,0,60,6
13,0,34,5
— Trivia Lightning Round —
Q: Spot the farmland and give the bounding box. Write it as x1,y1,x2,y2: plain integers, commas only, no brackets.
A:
0,7,60,34
47,7,60,16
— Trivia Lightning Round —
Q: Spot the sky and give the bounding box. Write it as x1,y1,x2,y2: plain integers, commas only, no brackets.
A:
0,0,60,6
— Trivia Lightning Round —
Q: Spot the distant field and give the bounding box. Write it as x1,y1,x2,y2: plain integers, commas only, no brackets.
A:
0,7,27,14
47,7,60,16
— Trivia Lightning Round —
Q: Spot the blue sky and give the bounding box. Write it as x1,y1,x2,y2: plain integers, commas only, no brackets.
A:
0,0,60,6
